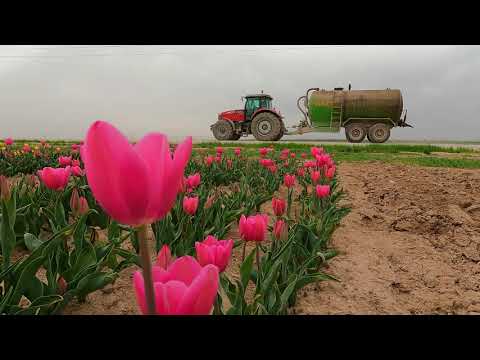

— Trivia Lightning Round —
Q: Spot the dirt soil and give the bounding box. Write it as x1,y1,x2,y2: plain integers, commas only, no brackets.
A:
63,161,480,315
293,162,480,315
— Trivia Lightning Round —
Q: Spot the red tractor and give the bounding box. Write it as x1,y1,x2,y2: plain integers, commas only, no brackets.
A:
211,93,286,141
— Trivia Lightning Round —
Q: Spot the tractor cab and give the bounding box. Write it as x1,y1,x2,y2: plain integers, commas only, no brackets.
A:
243,94,273,121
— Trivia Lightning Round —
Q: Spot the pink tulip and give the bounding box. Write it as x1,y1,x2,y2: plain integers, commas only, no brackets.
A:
303,160,316,169
239,214,269,242
183,196,199,216
22,144,31,153
272,197,286,217
316,154,331,167
215,155,221,163
311,147,324,157
71,190,89,217
260,158,274,167
186,173,201,189
290,153,296,158
157,245,173,269
58,156,72,167
81,121,192,226
259,147,269,157
283,160,289,167
297,168,305,177
37,166,71,191
216,146,223,155
195,235,233,273
71,166,84,177
326,165,336,179
72,159,80,167
0,176,11,201
4,138,13,146
267,164,277,174
234,148,241,156
205,155,214,166
280,153,288,161
133,256,219,315
273,219,286,240
301,152,307,159
284,174,296,188
315,184,330,198
311,170,321,184
71,144,80,151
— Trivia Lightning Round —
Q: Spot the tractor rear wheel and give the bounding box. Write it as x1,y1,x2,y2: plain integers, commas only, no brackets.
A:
212,121,234,141
251,113,283,142
368,123,391,143
345,123,367,143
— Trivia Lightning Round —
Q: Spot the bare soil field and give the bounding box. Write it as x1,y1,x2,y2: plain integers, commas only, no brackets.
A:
294,162,480,314
63,162,480,315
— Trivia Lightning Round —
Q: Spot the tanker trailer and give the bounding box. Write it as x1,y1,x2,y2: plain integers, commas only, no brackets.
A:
290,86,412,143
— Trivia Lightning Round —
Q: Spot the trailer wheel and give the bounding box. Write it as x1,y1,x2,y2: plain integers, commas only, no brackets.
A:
368,123,391,143
251,112,283,141
212,121,234,141
345,123,367,143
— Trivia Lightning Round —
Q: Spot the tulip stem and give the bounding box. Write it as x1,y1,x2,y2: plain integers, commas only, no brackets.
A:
256,243,260,271
138,224,156,315
242,241,246,262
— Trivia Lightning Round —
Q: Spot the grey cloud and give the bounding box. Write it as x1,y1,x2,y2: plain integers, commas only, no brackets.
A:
0,45,479,142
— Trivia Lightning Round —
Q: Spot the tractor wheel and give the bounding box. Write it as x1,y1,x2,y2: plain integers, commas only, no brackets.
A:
251,113,283,142
230,133,241,141
368,123,391,143
345,123,367,143
212,121,234,141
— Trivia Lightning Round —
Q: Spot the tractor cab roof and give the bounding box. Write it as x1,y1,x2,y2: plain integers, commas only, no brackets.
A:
244,94,273,99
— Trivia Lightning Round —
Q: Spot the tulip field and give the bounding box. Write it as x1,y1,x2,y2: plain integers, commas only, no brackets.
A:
0,122,348,315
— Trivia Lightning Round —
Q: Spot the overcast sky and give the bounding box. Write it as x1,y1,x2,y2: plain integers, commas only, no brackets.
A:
0,45,479,142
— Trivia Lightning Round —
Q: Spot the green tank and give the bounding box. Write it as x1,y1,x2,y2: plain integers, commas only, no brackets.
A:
295,87,411,143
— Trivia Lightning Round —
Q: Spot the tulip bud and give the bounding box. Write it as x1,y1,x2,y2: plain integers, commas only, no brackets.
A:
77,197,89,216
157,244,173,269
315,185,330,199
234,148,241,156
0,175,11,201
273,219,287,240
326,165,336,179
216,146,223,155
311,170,321,185
57,277,68,295
227,159,233,169
70,188,80,214
297,168,305,177
183,196,199,216
204,195,215,209
272,197,286,217
284,174,296,188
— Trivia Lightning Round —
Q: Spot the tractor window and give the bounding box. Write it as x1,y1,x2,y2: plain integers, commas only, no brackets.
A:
260,98,272,109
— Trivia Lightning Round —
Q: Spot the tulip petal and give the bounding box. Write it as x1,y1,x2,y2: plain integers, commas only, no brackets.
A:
167,256,202,286
177,264,219,315
133,271,148,315
82,121,150,226
154,280,188,314
158,136,193,219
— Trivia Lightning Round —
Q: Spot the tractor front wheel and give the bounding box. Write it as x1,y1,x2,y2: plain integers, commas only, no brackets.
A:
251,113,283,142
212,121,235,141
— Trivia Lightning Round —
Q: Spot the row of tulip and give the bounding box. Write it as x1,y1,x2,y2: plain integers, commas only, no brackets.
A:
1,123,348,315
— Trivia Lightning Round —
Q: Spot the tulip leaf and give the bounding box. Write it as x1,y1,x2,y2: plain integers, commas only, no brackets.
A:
24,232,44,252
75,271,118,300
240,247,256,290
